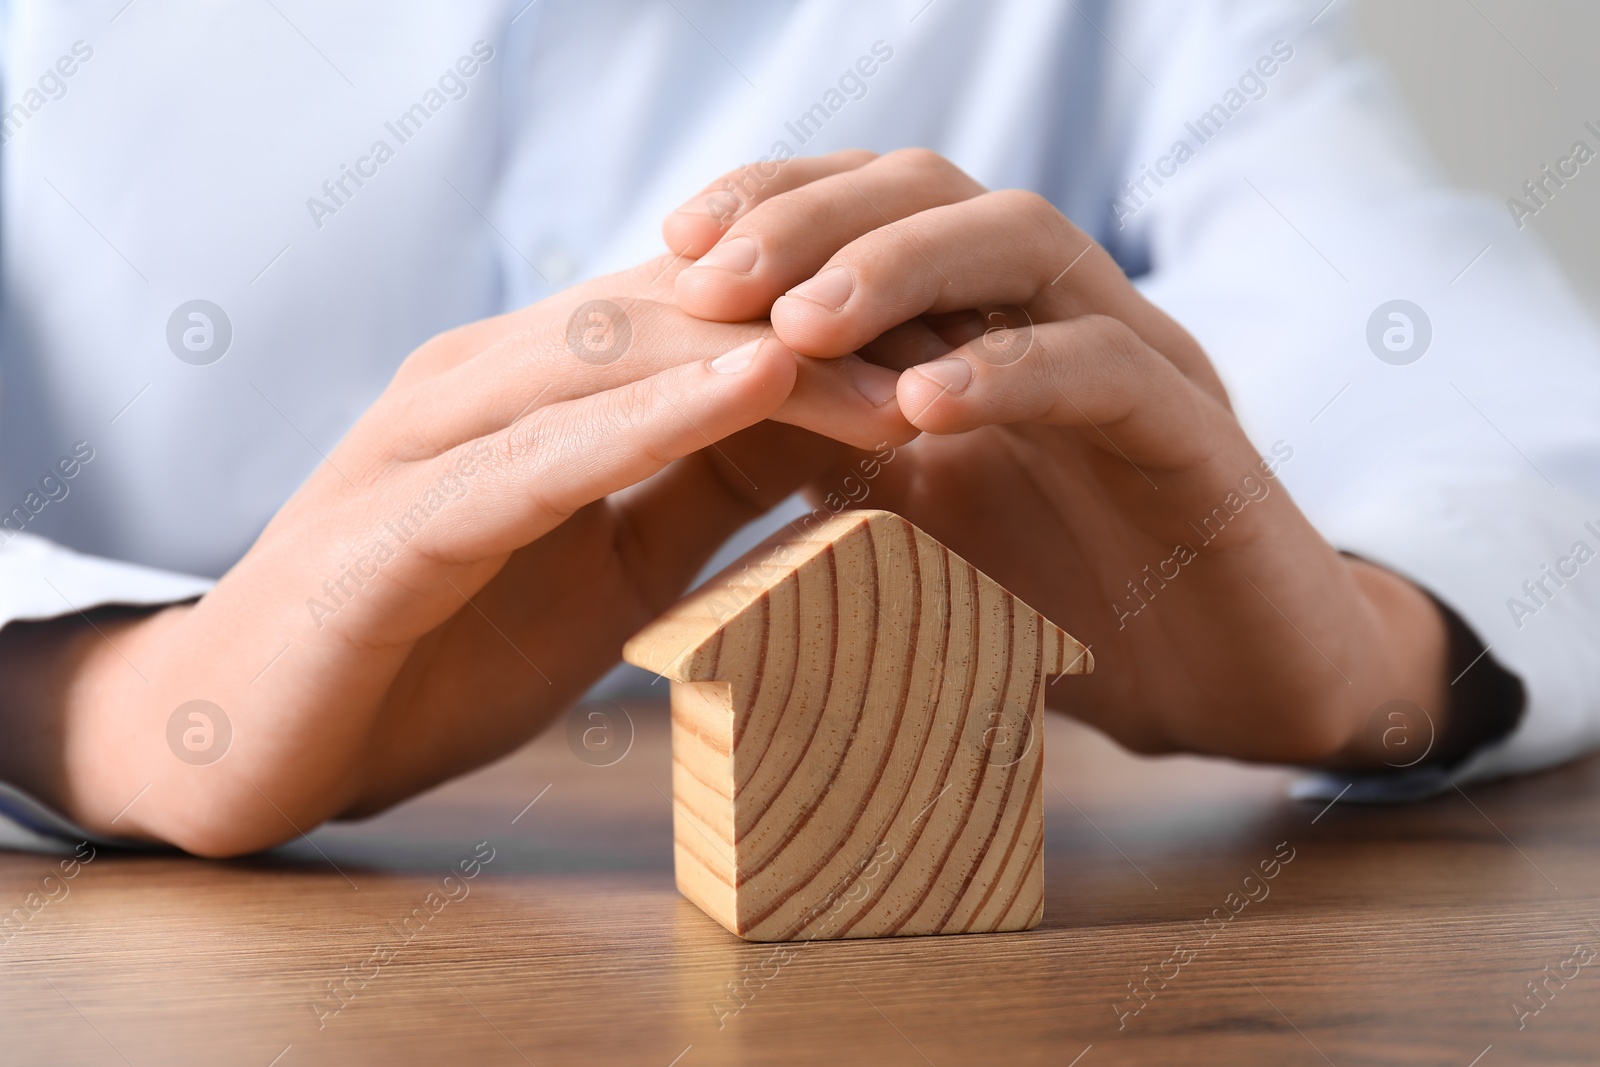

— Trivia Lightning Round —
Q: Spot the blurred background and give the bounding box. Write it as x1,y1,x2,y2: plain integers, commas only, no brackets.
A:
1355,0,1600,312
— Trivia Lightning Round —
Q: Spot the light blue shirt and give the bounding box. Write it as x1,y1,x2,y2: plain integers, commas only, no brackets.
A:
2,0,1599,847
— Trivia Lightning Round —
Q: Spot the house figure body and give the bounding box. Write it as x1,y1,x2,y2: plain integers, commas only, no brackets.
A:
624,508,1092,941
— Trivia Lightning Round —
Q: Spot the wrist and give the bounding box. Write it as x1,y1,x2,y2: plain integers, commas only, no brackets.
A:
59,604,195,837
1330,558,1451,769
0,604,185,833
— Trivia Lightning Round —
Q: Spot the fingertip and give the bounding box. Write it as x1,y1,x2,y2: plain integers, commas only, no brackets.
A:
770,295,853,358
762,337,802,393
706,336,798,397
661,210,725,260
765,337,803,390
744,337,802,421
843,355,899,407
832,403,920,451
707,337,764,375
874,408,922,448
842,356,919,445
898,358,974,432
675,260,765,323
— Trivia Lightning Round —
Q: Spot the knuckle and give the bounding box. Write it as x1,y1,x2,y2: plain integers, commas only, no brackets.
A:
880,147,982,196
869,240,944,306
500,412,550,469
500,323,548,364
991,187,1060,226
748,189,837,238
1082,315,1144,371
849,215,939,286
1063,316,1145,420
884,146,953,178
833,148,880,169
410,323,467,362
595,389,680,468
597,380,659,431
467,324,554,386
716,162,775,214
395,320,480,380
546,381,660,460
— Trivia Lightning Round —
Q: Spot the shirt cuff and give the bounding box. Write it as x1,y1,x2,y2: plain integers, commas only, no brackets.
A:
1290,766,1454,804
0,783,156,854
0,530,213,625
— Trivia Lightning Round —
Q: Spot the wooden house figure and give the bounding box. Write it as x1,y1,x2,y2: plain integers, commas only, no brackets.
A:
623,508,1092,941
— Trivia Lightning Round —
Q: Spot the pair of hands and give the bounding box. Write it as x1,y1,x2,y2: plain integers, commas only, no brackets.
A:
6,150,1449,856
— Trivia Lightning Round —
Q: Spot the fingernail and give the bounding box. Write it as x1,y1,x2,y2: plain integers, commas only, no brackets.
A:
692,236,758,274
846,356,900,406
710,338,763,374
912,357,972,394
786,266,854,311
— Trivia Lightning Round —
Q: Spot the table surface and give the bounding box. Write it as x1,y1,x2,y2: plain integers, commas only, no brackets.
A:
4,701,1598,1067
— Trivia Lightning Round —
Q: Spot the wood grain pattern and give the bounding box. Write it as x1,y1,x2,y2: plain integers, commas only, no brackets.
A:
5,706,1600,1066
624,509,1091,941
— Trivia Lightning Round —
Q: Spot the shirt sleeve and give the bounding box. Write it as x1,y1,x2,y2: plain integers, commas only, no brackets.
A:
1108,0,1600,794
0,531,212,849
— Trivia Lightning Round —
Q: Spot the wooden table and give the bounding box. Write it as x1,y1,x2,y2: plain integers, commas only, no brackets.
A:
4,701,1597,1066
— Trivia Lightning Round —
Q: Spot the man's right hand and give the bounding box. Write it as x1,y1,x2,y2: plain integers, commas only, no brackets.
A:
0,251,911,856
